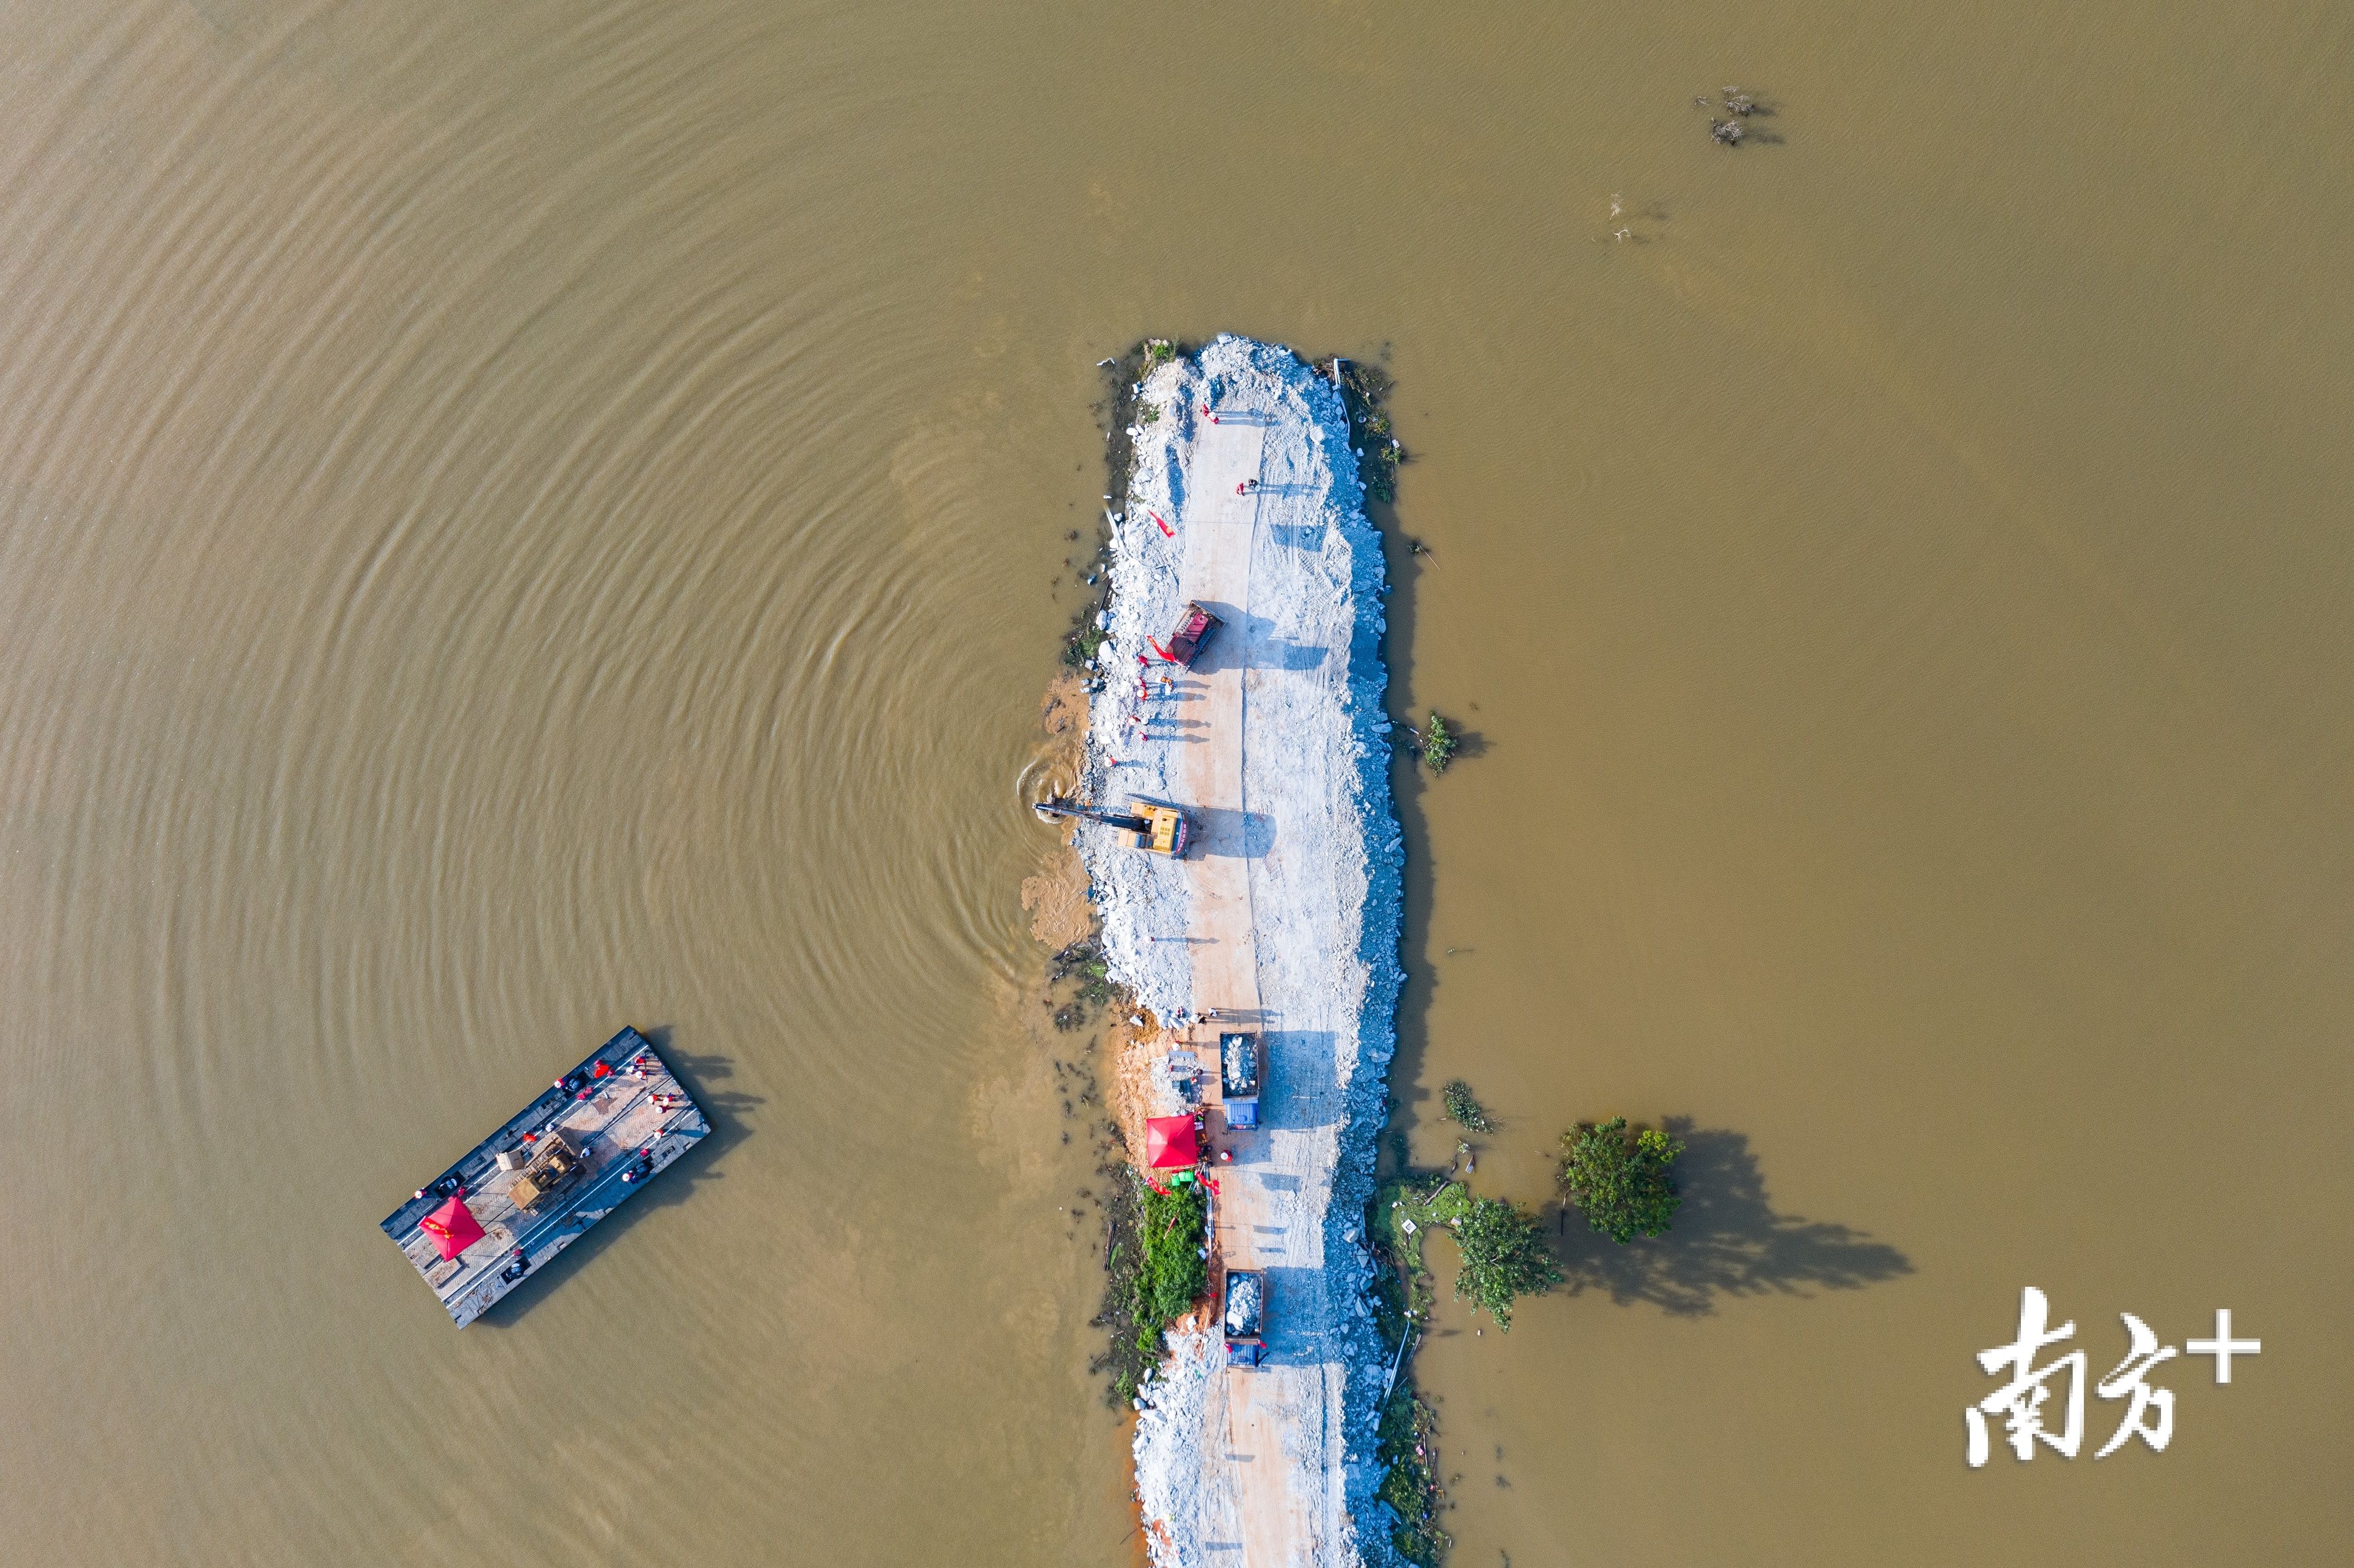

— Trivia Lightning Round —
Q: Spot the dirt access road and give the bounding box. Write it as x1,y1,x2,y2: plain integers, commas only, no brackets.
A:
1170,412,1329,1564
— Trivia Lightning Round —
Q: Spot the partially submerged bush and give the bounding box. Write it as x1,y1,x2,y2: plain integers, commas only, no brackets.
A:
1375,1176,1462,1334
1061,621,1108,670
1337,358,1404,502
1419,713,1457,773
1091,1173,1153,1402
1451,1196,1561,1330
1047,940,1116,1031
1377,1384,1451,1566
1371,1179,1454,1562
1384,1178,1557,1331
1439,1079,1492,1133
1558,1116,1686,1243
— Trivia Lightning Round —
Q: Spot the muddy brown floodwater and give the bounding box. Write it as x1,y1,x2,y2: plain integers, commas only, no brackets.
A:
1,2,2348,1564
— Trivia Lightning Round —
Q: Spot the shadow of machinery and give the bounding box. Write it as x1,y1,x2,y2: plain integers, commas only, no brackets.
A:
1185,803,1275,860
479,1026,763,1329
1183,604,1328,677
1548,1118,1911,1317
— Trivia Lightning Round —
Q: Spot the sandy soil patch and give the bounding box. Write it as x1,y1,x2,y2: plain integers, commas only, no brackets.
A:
1105,1027,1151,1168
1021,851,1093,950
1022,674,1099,949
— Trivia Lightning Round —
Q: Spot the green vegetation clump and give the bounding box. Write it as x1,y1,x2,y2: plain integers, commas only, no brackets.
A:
1131,1176,1208,1345
1418,713,1457,773
1377,1384,1451,1565
1378,1176,1470,1277
1090,1169,1207,1403
1385,1177,1562,1332
1371,1176,1459,1564
1438,1079,1491,1133
1047,940,1115,1031
1451,1196,1561,1330
1337,359,1404,502
1060,620,1108,670
1142,337,1177,369
1373,1176,1456,1339
1373,1176,1558,1553
1558,1116,1686,1243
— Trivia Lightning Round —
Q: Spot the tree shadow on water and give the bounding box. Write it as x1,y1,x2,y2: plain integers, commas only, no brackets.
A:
1550,1119,1911,1317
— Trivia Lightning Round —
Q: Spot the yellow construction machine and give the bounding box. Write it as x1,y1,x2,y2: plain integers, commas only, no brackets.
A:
1035,795,1192,857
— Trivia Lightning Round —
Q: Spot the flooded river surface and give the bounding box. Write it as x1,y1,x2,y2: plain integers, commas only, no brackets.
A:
2,2,2348,1563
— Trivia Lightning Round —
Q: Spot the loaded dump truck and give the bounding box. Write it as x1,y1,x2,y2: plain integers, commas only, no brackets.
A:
1223,1267,1268,1369
1219,1031,1261,1130
1033,795,1192,857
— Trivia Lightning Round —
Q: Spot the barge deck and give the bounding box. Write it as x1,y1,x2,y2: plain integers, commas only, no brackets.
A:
380,1025,709,1327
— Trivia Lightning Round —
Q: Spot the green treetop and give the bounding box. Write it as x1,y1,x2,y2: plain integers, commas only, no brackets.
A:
1558,1117,1686,1243
1439,1078,1493,1133
1451,1196,1562,1330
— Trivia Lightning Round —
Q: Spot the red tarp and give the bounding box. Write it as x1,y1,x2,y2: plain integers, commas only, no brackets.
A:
1145,1116,1199,1170
418,1194,486,1260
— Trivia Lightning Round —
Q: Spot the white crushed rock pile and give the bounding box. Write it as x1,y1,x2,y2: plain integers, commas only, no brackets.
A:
1132,1329,1219,1559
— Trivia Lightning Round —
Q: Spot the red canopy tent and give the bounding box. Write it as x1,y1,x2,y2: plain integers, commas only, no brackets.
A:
1144,1116,1199,1170
418,1194,486,1260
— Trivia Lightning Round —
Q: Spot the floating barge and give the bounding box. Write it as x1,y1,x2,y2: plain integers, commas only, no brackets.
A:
380,1026,709,1327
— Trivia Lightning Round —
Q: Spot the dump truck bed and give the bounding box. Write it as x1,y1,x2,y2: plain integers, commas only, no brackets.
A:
1223,1268,1266,1339
1219,1032,1259,1096
1219,1030,1261,1129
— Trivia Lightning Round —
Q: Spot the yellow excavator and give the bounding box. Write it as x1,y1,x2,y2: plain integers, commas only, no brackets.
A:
1035,795,1192,857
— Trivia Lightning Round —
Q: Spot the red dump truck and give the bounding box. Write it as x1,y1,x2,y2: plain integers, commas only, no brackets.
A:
1162,602,1222,668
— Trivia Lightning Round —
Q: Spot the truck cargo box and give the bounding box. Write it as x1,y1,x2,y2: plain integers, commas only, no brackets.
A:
1220,1031,1260,1130
1223,1268,1266,1338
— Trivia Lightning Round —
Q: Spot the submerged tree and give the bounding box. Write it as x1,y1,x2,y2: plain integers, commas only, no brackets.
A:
1418,713,1457,774
1451,1196,1562,1330
1439,1078,1493,1133
1558,1117,1686,1243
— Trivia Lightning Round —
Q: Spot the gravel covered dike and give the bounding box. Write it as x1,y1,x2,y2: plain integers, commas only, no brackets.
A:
1068,337,1407,1565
